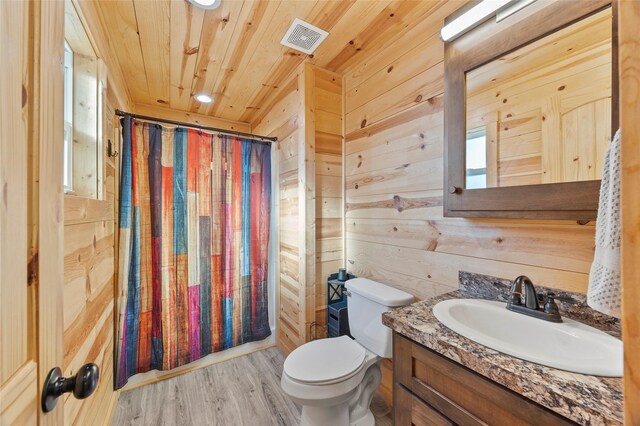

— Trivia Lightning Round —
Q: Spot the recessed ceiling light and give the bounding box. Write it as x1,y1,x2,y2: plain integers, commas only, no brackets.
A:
188,0,221,10
195,93,213,103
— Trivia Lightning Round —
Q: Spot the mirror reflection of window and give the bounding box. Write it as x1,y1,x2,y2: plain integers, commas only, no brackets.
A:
466,127,487,189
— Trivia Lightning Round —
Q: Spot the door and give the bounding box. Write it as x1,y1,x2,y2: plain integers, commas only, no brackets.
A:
1,1,66,424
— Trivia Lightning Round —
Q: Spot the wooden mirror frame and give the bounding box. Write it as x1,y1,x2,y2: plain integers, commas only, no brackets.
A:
444,0,618,220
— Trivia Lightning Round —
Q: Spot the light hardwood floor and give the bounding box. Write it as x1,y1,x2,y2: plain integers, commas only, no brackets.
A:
113,347,392,426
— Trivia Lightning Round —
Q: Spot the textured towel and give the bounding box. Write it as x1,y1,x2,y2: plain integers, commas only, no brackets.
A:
587,129,621,318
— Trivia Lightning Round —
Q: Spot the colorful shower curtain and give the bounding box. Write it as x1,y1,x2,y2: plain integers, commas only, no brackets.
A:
116,116,271,389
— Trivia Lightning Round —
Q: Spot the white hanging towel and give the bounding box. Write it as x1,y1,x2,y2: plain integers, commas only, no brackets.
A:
587,129,621,318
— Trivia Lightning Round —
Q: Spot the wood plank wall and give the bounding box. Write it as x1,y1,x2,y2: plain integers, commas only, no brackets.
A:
619,0,640,423
343,0,595,304
62,103,118,426
251,63,344,350
313,68,343,337
61,1,134,423
36,2,66,425
252,64,306,355
342,0,600,406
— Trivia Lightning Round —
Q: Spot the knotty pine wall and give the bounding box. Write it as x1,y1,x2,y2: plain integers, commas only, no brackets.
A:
62,101,120,425
313,68,343,337
619,1,640,420
343,1,595,302
252,63,306,355
61,1,133,423
251,63,344,352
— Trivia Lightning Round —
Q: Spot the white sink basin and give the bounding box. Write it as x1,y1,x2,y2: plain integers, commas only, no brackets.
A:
432,299,623,377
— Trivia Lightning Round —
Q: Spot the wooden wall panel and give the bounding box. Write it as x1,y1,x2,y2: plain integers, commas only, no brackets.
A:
62,141,117,425
343,0,596,304
252,63,342,349
61,100,120,426
299,64,317,346
619,0,640,423
314,68,343,336
342,0,602,408
61,1,133,424
253,65,305,355
36,1,66,424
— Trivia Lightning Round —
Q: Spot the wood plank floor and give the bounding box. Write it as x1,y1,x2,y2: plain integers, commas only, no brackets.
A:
113,347,392,426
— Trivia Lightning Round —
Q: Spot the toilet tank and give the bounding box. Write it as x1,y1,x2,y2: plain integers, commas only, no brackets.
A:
345,278,414,358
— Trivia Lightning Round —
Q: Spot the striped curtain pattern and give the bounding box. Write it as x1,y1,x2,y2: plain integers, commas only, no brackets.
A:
116,117,271,388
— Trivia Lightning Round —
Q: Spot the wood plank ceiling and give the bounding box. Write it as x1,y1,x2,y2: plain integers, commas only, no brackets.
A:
93,0,450,125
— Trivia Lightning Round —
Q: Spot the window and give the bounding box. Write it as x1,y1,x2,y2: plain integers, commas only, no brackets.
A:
465,127,487,189
63,41,74,192
64,1,103,198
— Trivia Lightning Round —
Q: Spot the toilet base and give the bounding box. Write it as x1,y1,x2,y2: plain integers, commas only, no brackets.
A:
300,404,349,426
350,409,375,426
300,406,374,426
296,361,381,426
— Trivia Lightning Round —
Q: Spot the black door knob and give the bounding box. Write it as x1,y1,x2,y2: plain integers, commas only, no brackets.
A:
41,363,99,413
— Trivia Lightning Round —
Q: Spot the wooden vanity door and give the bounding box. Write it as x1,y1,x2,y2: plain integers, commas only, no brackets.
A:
393,333,577,426
0,1,65,424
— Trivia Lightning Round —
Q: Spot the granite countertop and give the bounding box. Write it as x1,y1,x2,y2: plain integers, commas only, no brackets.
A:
382,272,623,426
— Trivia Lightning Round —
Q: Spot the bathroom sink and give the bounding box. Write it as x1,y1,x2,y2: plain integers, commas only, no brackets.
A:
432,299,623,377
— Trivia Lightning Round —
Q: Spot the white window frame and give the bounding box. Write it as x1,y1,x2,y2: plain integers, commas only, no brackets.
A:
63,41,74,193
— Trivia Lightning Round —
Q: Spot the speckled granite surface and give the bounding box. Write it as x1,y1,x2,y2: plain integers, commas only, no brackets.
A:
382,272,623,426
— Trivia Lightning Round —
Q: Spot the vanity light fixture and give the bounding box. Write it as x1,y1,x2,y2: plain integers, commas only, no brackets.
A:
496,0,537,22
194,93,213,103
440,0,515,41
188,0,221,10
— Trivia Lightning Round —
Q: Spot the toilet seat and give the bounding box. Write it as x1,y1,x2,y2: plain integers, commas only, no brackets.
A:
283,336,366,384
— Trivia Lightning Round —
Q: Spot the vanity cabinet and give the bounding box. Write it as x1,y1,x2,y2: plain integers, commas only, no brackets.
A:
392,333,577,425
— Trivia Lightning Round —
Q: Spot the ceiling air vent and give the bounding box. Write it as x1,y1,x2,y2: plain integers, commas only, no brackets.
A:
280,18,328,55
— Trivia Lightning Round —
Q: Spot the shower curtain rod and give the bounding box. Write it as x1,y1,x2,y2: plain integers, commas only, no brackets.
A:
115,109,278,142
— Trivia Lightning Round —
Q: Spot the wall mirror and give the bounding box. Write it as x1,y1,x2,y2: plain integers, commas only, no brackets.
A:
444,0,617,219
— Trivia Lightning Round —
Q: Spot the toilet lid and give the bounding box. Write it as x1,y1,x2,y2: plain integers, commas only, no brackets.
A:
283,336,366,384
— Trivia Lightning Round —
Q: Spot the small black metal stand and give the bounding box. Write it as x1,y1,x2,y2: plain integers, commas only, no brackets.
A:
326,272,356,338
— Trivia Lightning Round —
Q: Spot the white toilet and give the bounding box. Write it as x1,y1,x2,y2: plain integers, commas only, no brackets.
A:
281,278,414,426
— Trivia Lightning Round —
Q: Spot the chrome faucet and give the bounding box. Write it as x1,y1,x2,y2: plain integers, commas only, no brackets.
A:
506,276,562,322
